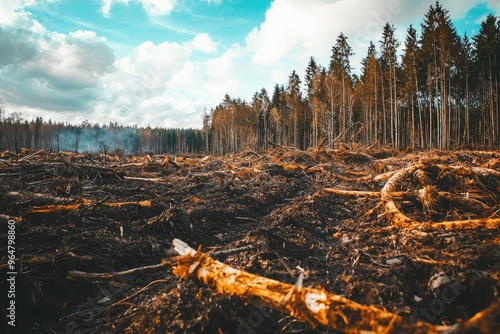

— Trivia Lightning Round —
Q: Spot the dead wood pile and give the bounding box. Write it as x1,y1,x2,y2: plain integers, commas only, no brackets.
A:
0,147,499,333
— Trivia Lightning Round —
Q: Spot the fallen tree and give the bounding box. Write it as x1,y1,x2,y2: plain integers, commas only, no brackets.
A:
171,239,453,333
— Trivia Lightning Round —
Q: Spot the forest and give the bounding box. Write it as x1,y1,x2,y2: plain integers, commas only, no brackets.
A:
0,1,499,155
209,2,500,154
0,113,205,155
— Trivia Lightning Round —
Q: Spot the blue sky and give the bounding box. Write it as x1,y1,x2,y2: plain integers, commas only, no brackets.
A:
0,0,498,129
29,0,269,56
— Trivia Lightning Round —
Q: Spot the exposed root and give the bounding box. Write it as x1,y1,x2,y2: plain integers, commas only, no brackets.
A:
381,164,500,230
417,185,439,218
414,168,431,186
381,165,419,228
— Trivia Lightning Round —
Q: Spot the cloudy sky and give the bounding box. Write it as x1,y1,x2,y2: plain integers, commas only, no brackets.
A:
0,0,498,129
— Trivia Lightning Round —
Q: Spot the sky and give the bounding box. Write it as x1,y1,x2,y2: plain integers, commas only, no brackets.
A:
0,0,498,129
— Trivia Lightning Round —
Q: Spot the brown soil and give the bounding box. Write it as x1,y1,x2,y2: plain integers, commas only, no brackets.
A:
0,148,499,333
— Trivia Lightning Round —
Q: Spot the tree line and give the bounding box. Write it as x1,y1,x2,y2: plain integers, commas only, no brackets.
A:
0,112,205,155
207,2,500,154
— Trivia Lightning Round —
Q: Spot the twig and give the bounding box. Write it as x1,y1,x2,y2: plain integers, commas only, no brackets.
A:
67,245,256,281
109,279,169,308
124,176,164,182
210,244,256,257
315,138,327,151
236,216,259,222
68,263,170,281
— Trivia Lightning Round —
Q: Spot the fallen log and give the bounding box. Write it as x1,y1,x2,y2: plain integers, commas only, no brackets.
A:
435,191,493,213
18,149,47,162
104,200,152,208
438,165,500,178
171,239,452,333
330,174,372,183
323,188,408,198
411,218,500,230
162,155,181,169
28,199,91,213
373,170,397,182
326,183,493,220
344,170,370,177
7,191,77,205
29,199,153,213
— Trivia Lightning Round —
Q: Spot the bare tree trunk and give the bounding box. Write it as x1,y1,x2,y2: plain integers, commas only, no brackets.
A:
464,60,470,145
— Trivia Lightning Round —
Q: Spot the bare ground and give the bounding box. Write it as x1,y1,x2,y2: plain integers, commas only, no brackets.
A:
0,147,499,333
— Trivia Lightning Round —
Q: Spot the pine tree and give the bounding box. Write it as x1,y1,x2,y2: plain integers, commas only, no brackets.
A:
305,57,319,100
305,57,322,146
380,23,401,147
360,42,379,145
329,33,354,142
286,70,303,148
270,84,286,145
402,25,423,148
419,1,459,149
473,14,500,148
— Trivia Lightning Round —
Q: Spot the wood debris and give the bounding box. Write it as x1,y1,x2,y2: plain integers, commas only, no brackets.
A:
323,160,500,230
29,199,152,213
1,147,499,333
172,238,467,333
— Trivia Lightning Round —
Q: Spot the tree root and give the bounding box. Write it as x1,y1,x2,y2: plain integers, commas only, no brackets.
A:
381,164,500,230
323,163,500,230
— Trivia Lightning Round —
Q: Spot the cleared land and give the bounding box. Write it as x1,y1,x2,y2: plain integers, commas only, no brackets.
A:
0,147,499,333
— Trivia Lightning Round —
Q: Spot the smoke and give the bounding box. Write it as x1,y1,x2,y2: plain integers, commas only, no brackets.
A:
56,126,141,154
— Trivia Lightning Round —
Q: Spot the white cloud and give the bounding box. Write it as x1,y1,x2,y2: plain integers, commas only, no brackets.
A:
100,0,125,18
96,39,193,124
0,7,223,129
271,69,287,84
100,0,177,17
486,1,500,14
21,29,116,90
191,33,218,53
0,7,116,115
0,0,39,24
245,0,488,72
205,47,239,80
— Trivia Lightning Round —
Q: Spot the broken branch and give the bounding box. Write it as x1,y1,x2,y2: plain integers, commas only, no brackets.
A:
68,263,169,281
29,199,152,213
